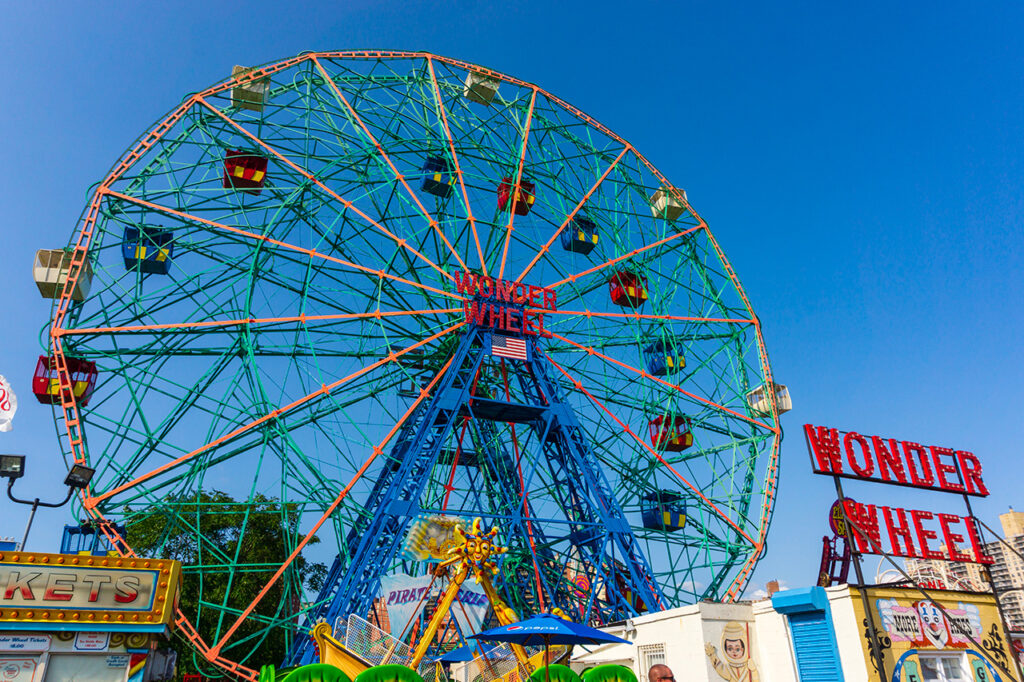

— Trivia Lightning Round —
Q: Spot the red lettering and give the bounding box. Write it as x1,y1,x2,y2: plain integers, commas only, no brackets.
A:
911,509,942,560
528,285,541,307
505,309,521,333
929,446,964,492
82,575,111,602
478,276,494,297
514,283,526,303
113,576,140,604
487,304,501,328
843,499,881,553
844,432,874,477
543,288,557,311
464,301,486,326
535,313,549,338
806,425,843,474
873,437,908,484
495,279,514,303
43,573,75,601
4,571,40,600
882,506,917,557
454,271,476,296
964,516,995,564
523,311,538,336
902,442,935,487
956,451,988,496
938,513,970,561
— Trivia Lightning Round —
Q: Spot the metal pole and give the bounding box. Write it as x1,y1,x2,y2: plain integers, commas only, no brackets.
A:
833,473,888,682
951,454,1020,669
18,499,40,551
807,427,888,682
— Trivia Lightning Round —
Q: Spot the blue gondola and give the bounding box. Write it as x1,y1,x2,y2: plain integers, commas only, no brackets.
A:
420,155,454,198
60,523,128,556
643,338,685,376
641,492,687,531
560,217,599,255
122,227,174,274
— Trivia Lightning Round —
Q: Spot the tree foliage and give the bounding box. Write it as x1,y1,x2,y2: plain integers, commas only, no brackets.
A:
128,491,327,678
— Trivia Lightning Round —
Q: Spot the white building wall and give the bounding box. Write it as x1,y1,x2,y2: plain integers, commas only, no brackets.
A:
752,598,799,682
572,601,798,682
826,585,870,682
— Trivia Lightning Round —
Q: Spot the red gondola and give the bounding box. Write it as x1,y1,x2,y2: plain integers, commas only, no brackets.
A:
649,414,693,452
32,355,98,406
223,150,268,194
497,177,535,216
609,271,648,307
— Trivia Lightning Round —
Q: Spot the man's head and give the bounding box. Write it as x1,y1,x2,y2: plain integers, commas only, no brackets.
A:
649,664,675,682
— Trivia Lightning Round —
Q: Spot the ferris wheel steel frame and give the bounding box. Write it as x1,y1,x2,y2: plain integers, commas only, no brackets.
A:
42,50,785,680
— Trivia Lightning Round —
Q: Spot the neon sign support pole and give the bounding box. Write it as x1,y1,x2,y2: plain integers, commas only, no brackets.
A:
952,456,1018,661
833,474,888,682
807,428,888,682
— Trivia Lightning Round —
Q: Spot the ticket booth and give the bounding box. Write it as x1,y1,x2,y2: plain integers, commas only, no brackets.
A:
0,550,181,682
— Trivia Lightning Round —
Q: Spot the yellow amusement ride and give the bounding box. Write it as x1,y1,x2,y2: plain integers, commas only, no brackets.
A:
311,518,568,681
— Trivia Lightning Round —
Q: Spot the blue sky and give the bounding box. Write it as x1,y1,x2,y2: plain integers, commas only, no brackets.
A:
1,1,1022,594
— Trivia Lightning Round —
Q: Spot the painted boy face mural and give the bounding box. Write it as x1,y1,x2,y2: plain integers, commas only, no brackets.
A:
705,621,759,682
724,637,746,662
916,601,949,648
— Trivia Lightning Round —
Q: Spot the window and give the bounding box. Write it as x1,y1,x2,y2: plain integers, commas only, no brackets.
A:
638,644,666,682
918,654,966,682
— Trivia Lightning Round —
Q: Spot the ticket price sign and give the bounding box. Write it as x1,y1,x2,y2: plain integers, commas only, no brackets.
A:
0,551,180,631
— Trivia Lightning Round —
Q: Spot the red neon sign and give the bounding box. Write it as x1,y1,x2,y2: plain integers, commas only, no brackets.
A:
804,424,988,497
456,271,556,337
841,500,994,565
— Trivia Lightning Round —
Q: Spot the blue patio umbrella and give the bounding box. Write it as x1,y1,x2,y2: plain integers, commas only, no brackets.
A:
469,614,630,682
437,641,496,663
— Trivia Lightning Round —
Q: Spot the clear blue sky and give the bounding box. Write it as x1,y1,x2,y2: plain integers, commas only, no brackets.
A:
1,1,1021,594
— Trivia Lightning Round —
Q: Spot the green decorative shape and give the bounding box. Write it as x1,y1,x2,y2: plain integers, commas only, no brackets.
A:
354,664,425,682
969,658,990,682
903,659,919,682
260,664,278,682
282,664,351,682
582,664,637,682
530,664,583,682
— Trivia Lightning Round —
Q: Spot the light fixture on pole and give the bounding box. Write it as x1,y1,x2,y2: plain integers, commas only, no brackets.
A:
64,463,96,489
0,454,26,480
4,456,97,551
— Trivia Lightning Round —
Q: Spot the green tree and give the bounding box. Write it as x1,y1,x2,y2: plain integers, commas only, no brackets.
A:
128,491,327,679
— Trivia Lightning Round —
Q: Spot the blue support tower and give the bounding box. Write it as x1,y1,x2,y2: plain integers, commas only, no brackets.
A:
287,314,666,666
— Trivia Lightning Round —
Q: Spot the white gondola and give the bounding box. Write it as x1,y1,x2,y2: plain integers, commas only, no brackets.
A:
649,186,687,221
34,249,92,301
463,71,499,105
746,383,792,416
231,65,270,112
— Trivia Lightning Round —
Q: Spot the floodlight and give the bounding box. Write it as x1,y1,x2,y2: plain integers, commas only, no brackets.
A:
64,463,96,489
0,455,26,480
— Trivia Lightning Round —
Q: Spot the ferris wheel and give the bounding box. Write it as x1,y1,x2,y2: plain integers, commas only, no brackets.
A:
35,51,788,678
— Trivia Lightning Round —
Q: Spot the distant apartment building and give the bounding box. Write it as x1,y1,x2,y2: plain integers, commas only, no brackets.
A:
904,508,1024,631
986,509,1024,631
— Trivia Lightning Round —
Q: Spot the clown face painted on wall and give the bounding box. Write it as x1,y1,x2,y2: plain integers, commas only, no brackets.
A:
916,601,950,648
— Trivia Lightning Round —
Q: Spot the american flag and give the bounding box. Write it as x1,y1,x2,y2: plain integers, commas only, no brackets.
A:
491,334,528,361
